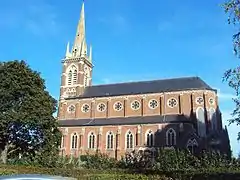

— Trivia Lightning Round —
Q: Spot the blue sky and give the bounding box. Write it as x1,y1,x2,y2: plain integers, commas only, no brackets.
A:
0,0,239,156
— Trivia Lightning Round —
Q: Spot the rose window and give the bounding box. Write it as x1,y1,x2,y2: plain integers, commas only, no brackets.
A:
97,103,106,112
196,97,204,105
167,98,177,108
114,102,123,111
209,98,215,105
68,105,75,113
131,100,140,110
82,104,90,113
148,99,158,109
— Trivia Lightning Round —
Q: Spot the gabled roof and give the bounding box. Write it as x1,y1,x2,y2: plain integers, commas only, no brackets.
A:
58,114,192,127
67,76,215,99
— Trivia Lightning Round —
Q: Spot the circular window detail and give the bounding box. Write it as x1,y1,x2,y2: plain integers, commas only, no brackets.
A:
195,97,204,105
167,98,178,108
68,105,76,113
114,102,123,111
131,100,140,110
97,103,106,112
148,99,158,109
209,98,215,105
81,104,90,113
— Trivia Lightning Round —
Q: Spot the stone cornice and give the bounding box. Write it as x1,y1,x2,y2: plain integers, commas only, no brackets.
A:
64,89,217,102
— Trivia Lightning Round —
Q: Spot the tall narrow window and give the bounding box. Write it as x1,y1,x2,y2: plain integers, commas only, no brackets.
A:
68,70,72,85
209,108,217,131
71,133,78,149
73,69,77,83
88,132,95,149
126,131,134,149
166,128,176,146
67,65,77,86
186,138,198,154
196,107,206,137
106,131,114,149
146,130,154,147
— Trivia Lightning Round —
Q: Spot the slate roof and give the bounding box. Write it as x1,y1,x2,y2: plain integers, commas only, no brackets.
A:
58,114,192,127
67,76,215,99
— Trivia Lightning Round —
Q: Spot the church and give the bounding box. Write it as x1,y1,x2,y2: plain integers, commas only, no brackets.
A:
57,2,231,159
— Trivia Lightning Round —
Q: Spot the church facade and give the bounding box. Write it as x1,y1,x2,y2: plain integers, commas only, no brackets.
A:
57,2,231,159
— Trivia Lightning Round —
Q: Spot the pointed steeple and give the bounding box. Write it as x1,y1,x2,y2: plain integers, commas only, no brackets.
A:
72,1,86,53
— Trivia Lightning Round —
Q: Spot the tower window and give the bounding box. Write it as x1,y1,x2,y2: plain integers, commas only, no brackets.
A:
67,65,77,86
73,69,77,83
68,70,72,85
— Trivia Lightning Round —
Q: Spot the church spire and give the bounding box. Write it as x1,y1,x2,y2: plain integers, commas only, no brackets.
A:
72,1,86,53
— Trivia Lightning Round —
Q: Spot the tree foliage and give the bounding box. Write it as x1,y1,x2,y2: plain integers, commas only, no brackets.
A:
0,60,61,163
223,0,240,139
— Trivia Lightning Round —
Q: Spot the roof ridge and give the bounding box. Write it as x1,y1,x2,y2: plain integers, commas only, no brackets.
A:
91,76,200,87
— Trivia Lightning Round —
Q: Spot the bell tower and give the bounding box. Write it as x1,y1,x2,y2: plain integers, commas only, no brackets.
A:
59,1,93,100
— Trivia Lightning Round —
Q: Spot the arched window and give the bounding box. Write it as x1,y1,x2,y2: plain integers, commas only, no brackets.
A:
68,70,72,85
126,131,134,149
71,133,78,149
209,108,217,131
196,107,206,137
186,138,198,154
73,69,77,83
146,130,154,147
88,132,96,149
106,131,114,149
166,128,176,146
67,65,77,86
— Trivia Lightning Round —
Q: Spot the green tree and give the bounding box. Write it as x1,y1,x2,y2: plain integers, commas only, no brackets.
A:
223,1,240,139
0,60,61,164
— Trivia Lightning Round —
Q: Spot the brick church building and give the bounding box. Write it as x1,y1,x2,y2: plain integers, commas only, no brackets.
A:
57,2,231,159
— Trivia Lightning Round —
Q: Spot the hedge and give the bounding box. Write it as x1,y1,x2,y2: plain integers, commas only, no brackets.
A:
2,165,240,180
0,165,169,180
